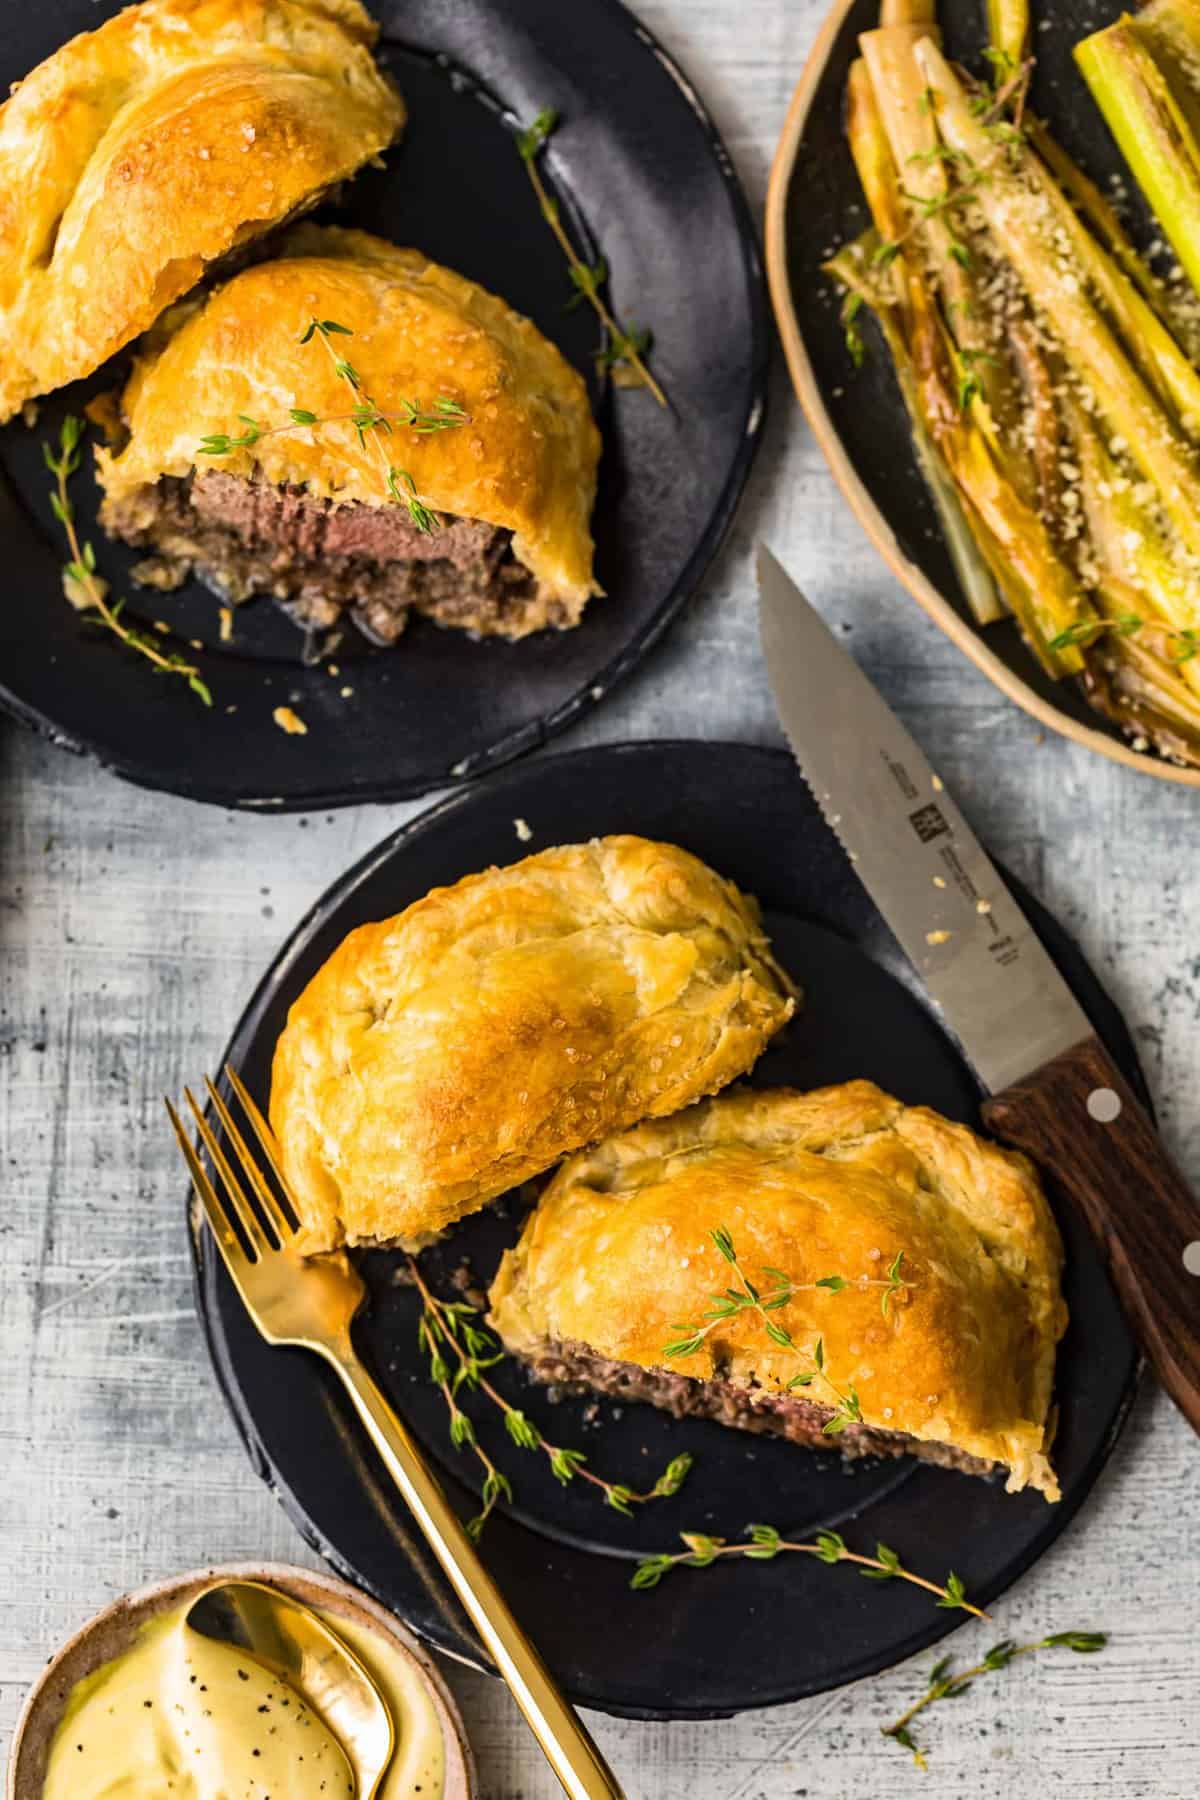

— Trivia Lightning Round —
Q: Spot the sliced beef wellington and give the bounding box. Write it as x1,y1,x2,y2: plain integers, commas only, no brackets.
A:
489,1082,1067,1500
96,226,603,642
267,836,797,1253
0,0,403,422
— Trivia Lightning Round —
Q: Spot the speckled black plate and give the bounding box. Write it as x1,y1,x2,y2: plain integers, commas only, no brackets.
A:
766,0,1200,788
191,742,1140,1719
0,2,766,809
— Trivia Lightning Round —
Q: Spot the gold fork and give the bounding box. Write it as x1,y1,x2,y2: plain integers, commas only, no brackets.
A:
166,1066,625,1800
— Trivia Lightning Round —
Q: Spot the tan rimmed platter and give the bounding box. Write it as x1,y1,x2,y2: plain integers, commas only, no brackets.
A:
765,0,1200,789
7,1562,476,1799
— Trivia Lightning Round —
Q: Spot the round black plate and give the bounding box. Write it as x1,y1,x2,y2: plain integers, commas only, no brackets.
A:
775,0,1189,773
192,742,1140,1719
0,3,766,809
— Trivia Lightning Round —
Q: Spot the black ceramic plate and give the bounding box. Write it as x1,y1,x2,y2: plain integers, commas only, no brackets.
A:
767,0,1200,788
192,742,1140,1719
0,3,766,809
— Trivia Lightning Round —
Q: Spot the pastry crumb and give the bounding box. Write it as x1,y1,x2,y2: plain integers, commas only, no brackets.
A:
926,929,951,945
273,706,308,736
340,686,354,699
932,875,946,888
976,898,992,914
932,774,944,791
218,607,233,643
21,399,39,428
514,817,533,843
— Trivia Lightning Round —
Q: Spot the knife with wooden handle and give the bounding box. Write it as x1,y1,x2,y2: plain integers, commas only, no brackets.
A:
757,545,1200,1433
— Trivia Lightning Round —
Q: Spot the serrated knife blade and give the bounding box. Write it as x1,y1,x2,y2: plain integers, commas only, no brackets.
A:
757,543,1200,1438
756,544,1090,1094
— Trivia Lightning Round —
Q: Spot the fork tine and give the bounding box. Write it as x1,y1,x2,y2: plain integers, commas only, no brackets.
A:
225,1064,307,1229
183,1085,270,1257
165,1097,253,1274
204,1075,296,1245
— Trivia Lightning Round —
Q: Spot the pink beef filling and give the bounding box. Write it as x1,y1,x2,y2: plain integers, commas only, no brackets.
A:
101,471,565,643
524,1340,995,1478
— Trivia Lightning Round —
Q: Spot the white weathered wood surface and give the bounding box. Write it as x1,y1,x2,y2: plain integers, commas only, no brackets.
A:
2,1,1198,1793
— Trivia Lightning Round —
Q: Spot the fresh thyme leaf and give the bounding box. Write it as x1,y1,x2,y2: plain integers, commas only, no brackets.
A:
517,106,559,163
630,1554,673,1591
816,1275,848,1292
710,1226,737,1263
680,1532,721,1567
814,1531,846,1564
938,1571,969,1611
842,292,867,367
503,1408,541,1451
650,1453,694,1498
884,1723,928,1771
388,468,438,535
1044,1631,1107,1653
595,325,653,374
746,1523,781,1558
566,258,609,311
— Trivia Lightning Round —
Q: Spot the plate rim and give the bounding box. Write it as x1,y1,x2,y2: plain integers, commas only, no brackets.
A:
0,0,770,811
189,738,1142,1719
763,0,1200,791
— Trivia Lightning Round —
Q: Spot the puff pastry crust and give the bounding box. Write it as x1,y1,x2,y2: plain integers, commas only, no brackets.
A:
96,225,603,612
0,0,403,422
490,1082,1067,1499
269,837,796,1252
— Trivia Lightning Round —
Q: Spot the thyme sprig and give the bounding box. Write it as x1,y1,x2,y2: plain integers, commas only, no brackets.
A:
196,319,469,537
631,1524,987,1620
516,109,667,405
409,1258,692,1539
44,417,211,706
663,1227,911,1435
883,1629,1107,1769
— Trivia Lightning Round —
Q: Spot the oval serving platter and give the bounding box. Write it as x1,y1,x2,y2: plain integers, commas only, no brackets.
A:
191,741,1140,1720
0,0,766,809
766,0,1200,789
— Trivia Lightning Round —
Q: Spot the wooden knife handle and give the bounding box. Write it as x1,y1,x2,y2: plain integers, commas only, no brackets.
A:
982,1034,1200,1436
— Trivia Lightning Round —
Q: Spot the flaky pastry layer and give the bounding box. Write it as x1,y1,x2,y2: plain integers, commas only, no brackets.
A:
269,837,796,1251
490,1082,1067,1499
96,226,603,611
0,0,403,420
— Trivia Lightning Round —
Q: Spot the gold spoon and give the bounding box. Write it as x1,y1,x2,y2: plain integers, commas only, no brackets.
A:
185,1579,395,1797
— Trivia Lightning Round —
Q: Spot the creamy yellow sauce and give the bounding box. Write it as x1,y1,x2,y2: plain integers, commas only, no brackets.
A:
42,1596,446,1800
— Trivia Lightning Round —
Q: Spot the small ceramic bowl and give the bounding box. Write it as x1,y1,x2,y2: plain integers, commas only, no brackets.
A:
7,1561,476,1799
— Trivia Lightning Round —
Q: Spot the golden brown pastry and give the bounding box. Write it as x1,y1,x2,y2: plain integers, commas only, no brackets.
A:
490,1082,1066,1499
269,837,796,1252
95,226,603,641
0,0,404,424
